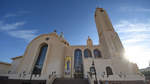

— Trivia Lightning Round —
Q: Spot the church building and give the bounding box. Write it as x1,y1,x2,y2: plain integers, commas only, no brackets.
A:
0,8,146,84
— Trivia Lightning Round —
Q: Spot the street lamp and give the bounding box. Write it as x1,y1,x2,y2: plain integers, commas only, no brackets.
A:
90,61,98,84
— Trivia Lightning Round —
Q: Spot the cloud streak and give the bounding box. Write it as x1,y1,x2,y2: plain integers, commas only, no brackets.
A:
0,21,38,42
114,20,150,43
4,14,18,18
4,11,30,18
0,21,25,31
114,19,150,69
120,6,150,12
115,20,150,33
8,30,38,41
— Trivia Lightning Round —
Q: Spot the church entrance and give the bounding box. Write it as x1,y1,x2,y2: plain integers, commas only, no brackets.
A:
74,49,84,78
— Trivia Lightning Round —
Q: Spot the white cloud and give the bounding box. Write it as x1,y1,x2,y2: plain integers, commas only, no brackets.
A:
4,14,18,18
114,19,150,69
115,20,150,44
0,21,38,42
0,11,37,41
8,30,38,41
4,11,30,18
115,20,150,33
120,6,150,12
0,21,25,31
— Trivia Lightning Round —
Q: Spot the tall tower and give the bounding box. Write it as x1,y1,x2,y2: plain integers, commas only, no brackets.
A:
95,8,124,58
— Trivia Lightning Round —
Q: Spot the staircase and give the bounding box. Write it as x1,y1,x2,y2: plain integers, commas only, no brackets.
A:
52,78,89,84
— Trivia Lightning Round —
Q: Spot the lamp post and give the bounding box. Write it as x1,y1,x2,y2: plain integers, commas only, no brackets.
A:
29,72,33,81
90,61,98,84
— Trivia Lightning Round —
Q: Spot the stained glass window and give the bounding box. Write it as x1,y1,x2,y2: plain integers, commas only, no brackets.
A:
84,49,92,58
74,49,83,73
32,44,48,74
94,49,102,58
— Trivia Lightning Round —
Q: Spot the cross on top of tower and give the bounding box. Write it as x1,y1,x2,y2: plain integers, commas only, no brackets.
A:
54,29,57,32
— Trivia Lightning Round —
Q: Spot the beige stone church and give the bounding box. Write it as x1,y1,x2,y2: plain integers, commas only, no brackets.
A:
0,8,146,84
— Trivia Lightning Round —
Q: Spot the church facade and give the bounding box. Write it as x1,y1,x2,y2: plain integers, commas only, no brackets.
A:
0,8,146,84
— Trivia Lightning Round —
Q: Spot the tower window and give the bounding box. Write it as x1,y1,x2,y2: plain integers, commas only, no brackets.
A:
32,44,48,74
100,9,104,12
45,37,50,41
84,49,92,58
94,49,102,58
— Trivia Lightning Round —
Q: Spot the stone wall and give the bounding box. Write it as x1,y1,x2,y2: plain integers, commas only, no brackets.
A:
0,62,11,74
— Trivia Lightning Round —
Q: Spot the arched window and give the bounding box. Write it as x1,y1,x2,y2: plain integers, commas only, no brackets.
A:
106,66,113,76
32,44,48,74
94,49,102,58
67,60,70,71
84,49,92,58
74,49,83,75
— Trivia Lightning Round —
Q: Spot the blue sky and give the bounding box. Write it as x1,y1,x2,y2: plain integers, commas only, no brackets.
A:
0,0,150,69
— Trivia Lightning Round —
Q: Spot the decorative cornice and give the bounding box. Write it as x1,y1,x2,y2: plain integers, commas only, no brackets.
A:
11,56,23,60
0,61,11,65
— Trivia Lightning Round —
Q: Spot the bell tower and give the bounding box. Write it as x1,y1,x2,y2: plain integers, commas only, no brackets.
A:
87,36,93,47
95,8,124,58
